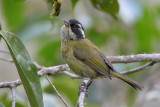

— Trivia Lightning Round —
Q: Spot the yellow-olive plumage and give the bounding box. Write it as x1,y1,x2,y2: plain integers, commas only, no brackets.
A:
60,19,143,90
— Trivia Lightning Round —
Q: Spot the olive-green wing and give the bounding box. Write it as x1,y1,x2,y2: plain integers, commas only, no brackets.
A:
73,40,112,79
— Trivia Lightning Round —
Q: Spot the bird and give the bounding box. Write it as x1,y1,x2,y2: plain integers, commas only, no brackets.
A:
60,19,143,90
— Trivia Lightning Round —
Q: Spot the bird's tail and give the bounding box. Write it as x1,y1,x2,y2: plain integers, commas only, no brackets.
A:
111,71,143,91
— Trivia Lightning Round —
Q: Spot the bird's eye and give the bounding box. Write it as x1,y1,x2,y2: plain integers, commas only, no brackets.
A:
71,24,79,29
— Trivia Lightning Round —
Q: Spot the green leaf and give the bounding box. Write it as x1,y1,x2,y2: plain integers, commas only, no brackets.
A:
0,93,26,107
0,102,5,107
90,0,119,19
1,0,25,32
70,0,79,10
0,31,44,107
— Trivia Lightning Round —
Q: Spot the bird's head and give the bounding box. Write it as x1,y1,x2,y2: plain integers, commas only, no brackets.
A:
60,19,86,41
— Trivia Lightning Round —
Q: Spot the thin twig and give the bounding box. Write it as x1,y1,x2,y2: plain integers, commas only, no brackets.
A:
46,77,69,107
0,49,10,54
11,87,16,107
122,62,156,75
34,62,43,69
0,58,13,62
38,64,69,77
76,79,90,107
0,60,158,88
108,54,160,63
0,68,78,88
0,79,22,88
0,54,160,64
58,71,81,79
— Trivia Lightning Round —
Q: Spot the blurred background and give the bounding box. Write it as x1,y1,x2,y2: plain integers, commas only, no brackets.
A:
0,0,160,107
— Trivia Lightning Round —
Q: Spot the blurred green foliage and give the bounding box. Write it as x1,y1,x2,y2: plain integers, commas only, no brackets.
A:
135,7,160,53
37,40,63,66
0,93,25,107
1,0,25,32
0,94,12,107
70,0,79,10
0,102,5,107
44,75,81,105
0,0,160,107
90,0,119,19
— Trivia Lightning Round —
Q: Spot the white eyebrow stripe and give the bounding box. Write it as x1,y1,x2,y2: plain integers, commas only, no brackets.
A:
77,24,82,28
78,28,85,38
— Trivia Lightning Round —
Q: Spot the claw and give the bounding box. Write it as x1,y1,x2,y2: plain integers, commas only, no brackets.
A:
78,79,93,97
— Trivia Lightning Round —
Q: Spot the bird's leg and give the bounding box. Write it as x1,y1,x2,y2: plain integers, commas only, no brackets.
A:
78,78,93,97
86,79,93,90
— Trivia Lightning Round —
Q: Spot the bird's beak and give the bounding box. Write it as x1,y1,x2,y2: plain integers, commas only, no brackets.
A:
64,20,70,27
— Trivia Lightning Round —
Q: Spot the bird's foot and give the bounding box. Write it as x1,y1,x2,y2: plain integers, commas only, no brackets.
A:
78,79,93,97
78,82,88,97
